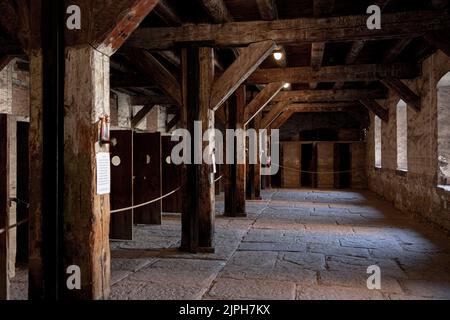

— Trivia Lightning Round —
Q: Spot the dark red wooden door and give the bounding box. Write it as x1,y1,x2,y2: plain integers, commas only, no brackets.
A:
133,132,161,225
110,130,133,240
161,136,183,213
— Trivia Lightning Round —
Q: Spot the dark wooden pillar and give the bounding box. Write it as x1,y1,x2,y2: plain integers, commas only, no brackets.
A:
254,113,262,200
0,114,10,300
180,46,215,252
224,86,246,217
246,120,256,200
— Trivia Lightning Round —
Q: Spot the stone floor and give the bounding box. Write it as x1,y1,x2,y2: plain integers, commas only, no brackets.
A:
109,189,450,300
9,188,450,300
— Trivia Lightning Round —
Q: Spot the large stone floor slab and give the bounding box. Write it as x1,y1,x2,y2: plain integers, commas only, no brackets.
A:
10,189,450,300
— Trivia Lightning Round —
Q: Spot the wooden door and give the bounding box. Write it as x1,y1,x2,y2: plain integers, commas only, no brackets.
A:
161,136,183,213
110,130,133,240
133,132,161,225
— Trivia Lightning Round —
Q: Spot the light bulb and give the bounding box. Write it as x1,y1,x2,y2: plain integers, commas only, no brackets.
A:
283,83,291,89
273,52,283,61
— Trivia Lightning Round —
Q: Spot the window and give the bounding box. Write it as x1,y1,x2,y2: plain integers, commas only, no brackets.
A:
396,100,408,171
437,72,450,185
374,116,382,168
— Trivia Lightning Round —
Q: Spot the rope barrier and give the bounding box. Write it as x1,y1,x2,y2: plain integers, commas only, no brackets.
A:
0,198,30,235
271,163,366,174
110,186,182,214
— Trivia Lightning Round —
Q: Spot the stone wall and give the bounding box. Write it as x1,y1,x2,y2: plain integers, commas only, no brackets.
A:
366,50,450,233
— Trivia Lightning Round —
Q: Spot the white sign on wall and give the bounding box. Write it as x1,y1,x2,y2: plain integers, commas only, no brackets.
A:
96,152,111,195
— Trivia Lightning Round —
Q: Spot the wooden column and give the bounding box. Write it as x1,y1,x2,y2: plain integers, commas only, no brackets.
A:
180,46,215,252
224,86,246,217
0,114,10,300
246,119,256,200
63,46,111,299
254,113,262,200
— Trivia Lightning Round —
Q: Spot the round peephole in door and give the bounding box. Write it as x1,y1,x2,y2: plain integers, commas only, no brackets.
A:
112,156,121,167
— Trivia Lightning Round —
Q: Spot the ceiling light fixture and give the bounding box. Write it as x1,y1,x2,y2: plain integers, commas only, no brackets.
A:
273,52,283,61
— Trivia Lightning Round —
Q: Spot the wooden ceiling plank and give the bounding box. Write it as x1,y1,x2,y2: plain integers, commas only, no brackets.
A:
125,11,450,50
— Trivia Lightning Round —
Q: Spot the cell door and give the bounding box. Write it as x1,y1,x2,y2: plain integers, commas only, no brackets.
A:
334,143,352,189
133,132,161,225
110,130,133,240
161,136,183,213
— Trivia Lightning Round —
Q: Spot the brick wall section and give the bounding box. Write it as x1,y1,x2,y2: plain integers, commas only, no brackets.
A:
366,50,450,233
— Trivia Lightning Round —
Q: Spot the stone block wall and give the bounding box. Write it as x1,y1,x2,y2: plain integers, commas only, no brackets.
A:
366,50,450,233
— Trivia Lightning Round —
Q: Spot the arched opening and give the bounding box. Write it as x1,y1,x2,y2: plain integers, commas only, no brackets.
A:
396,100,408,171
437,72,450,185
374,116,382,168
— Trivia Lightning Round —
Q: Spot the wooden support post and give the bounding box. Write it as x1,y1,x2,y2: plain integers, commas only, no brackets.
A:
27,0,159,300
246,120,256,200
254,114,262,200
224,86,246,217
63,46,111,299
180,46,215,252
0,114,10,300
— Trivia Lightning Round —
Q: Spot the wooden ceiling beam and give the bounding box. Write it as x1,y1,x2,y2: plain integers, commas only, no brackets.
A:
126,49,182,106
131,105,156,128
381,78,421,111
126,10,450,50
272,89,387,103
261,101,290,129
359,99,389,122
383,38,413,63
154,0,183,26
244,82,285,126
270,110,294,129
198,0,234,23
288,103,361,113
130,95,174,105
166,112,181,131
424,31,450,58
66,0,160,55
248,63,418,84
211,40,276,111
256,0,278,21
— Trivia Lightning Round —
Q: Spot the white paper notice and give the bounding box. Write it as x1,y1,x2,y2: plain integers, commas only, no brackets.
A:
96,152,111,195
